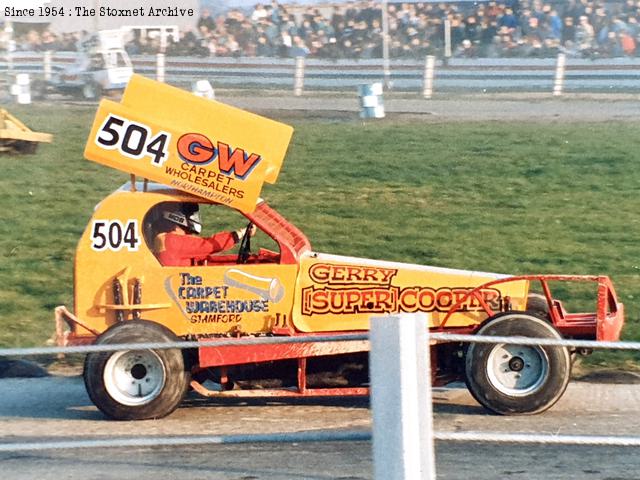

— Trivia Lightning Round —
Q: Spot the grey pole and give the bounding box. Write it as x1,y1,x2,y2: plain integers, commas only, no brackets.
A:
370,314,436,480
381,0,391,89
553,53,566,96
422,55,436,99
293,56,305,96
444,18,452,59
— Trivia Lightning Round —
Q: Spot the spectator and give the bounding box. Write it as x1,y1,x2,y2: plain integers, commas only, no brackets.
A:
576,14,595,55
197,9,216,33
12,1,640,60
498,8,519,31
290,35,310,57
251,3,268,22
548,9,563,40
562,16,577,46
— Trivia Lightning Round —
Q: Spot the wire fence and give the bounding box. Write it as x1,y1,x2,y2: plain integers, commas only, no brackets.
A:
3,52,640,94
2,323,640,477
4,430,640,454
2,332,638,359
0,333,368,358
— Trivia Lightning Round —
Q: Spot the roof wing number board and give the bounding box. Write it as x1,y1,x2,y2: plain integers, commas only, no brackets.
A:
84,74,294,212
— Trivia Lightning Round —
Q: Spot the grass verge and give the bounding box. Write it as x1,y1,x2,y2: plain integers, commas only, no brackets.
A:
0,105,638,367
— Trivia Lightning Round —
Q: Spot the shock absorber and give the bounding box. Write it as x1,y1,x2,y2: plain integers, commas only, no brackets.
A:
112,278,125,322
132,278,142,320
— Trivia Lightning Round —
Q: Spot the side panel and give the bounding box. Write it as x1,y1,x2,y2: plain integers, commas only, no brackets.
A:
292,253,529,332
74,192,154,335
154,264,297,335
74,190,297,337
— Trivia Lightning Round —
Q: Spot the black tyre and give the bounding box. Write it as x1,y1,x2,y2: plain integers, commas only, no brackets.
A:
84,320,190,420
14,141,38,154
82,81,102,100
465,313,571,415
30,79,47,100
526,293,550,317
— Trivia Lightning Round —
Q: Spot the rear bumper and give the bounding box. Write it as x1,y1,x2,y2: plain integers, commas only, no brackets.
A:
443,274,625,343
598,302,624,342
553,278,625,342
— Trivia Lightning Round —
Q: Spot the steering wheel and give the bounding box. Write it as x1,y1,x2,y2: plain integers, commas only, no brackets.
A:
237,222,254,264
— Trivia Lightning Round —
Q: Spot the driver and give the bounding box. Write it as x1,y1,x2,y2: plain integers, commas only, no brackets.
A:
154,203,256,266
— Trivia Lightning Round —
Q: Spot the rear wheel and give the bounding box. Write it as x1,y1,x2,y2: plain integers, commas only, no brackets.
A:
82,81,102,100
14,141,38,154
526,293,550,316
84,320,190,420
465,313,571,415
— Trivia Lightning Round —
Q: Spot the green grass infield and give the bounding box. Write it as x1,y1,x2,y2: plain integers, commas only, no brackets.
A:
1,104,638,368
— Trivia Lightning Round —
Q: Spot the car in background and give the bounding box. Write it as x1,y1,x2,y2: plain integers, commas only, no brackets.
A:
35,30,133,100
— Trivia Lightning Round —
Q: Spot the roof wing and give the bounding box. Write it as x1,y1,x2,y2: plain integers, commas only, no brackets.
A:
84,74,293,212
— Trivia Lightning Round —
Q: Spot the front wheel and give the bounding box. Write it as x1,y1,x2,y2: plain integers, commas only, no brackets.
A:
84,320,190,420
30,79,47,100
82,81,102,100
464,313,571,415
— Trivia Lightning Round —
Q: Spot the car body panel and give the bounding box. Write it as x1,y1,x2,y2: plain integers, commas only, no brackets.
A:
292,252,528,332
74,183,528,338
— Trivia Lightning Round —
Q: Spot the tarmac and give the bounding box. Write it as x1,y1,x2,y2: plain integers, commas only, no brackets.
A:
218,91,640,122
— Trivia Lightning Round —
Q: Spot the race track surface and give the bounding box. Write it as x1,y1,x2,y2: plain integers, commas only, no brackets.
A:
1,377,640,479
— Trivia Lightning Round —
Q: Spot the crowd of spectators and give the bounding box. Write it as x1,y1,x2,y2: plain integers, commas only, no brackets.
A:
9,0,640,59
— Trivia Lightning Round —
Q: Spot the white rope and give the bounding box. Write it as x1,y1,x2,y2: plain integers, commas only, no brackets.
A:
1,326,638,456
3,332,639,358
0,430,372,452
429,332,639,350
434,431,640,446
0,333,368,358
3,430,640,453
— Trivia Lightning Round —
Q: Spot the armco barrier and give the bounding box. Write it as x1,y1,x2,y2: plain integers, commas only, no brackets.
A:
2,319,640,479
3,52,640,94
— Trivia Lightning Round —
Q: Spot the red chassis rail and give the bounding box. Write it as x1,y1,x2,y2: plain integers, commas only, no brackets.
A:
55,275,624,399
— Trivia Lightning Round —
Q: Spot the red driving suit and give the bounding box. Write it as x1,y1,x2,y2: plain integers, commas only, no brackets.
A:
155,231,236,266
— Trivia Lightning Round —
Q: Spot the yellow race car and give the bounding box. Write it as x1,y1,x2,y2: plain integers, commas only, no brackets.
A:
55,76,624,420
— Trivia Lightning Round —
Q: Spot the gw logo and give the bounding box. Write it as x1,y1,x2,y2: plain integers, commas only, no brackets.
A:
177,133,262,180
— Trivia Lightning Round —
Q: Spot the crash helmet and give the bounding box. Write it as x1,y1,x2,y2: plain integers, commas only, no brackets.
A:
162,203,202,234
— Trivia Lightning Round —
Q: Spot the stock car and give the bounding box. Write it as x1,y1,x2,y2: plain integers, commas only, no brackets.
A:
53,75,624,420
35,31,132,100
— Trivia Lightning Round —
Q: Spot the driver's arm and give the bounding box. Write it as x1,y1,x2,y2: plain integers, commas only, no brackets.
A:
165,231,237,262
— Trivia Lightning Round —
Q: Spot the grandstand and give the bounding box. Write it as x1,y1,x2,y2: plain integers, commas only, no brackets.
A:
2,1,640,59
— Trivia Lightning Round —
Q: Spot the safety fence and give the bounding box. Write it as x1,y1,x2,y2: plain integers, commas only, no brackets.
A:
1,319,640,479
2,52,640,95
3,330,640,357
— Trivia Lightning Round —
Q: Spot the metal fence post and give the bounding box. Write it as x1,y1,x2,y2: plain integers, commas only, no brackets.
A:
43,50,52,82
381,0,391,89
14,73,31,104
5,21,15,79
370,314,435,480
156,53,166,83
553,53,566,96
444,19,452,60
423,55,436,99
293,56,305,96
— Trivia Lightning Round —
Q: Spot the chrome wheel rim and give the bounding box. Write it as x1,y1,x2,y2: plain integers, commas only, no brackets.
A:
486,343,549,397
103,350,166,406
